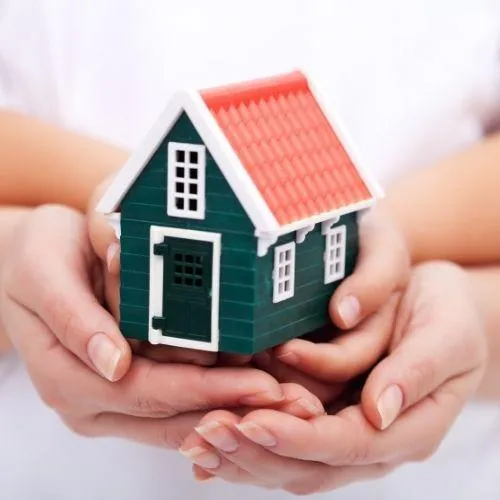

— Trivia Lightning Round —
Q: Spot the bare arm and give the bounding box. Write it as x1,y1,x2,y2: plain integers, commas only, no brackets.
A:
467,265,500,400
0,207,31,353
382,131,500,265
0,110,128,211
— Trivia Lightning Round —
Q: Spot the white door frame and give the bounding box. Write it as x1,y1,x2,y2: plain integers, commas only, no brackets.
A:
148,225,221,351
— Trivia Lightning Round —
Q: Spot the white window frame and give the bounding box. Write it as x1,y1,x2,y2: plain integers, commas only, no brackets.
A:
273,242,296,303
167,142,206,220
324,225,347,284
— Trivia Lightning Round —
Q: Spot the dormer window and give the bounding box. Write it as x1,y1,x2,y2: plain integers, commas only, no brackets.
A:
167,142,206,219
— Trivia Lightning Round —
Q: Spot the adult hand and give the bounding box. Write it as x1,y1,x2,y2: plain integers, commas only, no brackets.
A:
180,262,488,493
0,205,301,449
253,205,410,405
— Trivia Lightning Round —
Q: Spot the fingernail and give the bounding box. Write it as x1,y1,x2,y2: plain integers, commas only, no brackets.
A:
377,384,404,430
338,295,361,328
195,422,239,453
106,242,120,272
180,446,221,469
276,351,299,366
297,398,325,416
87,333,123,382
236,422,277,447
239,387,284,406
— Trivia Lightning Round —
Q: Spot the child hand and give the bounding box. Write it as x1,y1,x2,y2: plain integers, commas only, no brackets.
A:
87,176,242,366
254,206,410,407
179,262,487,493
0,205,290,447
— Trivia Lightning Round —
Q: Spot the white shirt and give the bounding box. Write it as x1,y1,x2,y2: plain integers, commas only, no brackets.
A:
1,1,500,498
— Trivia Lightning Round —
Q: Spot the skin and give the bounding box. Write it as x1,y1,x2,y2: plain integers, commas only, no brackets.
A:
0,204,325,447
180,262,488,493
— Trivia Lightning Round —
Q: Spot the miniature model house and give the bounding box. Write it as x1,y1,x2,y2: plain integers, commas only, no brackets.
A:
97,70,382,354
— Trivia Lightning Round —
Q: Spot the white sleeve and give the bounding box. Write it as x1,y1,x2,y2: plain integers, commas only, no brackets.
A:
0,0,61,120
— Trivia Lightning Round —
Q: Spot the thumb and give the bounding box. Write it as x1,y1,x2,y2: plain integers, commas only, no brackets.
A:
87,175,120,275
360,322,473,431
11,206,132,382
330,208,410,329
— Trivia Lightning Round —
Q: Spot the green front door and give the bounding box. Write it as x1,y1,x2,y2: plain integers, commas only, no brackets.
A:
152,237,213,343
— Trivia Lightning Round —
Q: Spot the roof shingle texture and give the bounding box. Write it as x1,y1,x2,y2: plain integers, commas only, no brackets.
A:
201,71,371,226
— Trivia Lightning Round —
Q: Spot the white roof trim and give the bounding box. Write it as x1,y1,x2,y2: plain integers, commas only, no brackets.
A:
96,90,279,234
303,70,385,202
256,198,376,240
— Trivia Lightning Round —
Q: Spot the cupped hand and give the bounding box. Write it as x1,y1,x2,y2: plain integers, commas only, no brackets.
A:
253,206,410,405
0,205,301,448
180,262,487,494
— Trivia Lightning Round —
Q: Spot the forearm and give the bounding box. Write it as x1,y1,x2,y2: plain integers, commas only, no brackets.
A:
0,207,31,353
381,132,500,265
0,110,129,212
466,265,500,400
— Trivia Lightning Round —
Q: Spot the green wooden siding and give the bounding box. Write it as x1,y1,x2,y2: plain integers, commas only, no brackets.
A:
118,109,360,354
119,111,258,353
253,213,359,353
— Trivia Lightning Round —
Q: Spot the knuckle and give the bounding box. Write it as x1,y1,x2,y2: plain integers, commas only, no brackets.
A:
159,424,185,449
405,358,436,402
132,395,173,417
342,440,371,465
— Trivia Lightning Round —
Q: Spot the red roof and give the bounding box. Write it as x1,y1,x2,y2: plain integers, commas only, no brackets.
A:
201,71,372,226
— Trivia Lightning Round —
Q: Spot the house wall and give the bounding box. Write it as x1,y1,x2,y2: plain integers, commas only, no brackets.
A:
119,111,260,353
253,213,359,353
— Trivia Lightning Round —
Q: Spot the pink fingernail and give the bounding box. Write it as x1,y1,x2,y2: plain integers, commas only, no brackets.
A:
338,296,361,327
377,385,404,430
236,422,276,447
87,333,123,381
195,422,239,453
106,242,120,272
180,446,221,469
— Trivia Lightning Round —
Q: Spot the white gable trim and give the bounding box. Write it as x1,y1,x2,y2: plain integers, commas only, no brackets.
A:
96,90,279,234
303,70,385,202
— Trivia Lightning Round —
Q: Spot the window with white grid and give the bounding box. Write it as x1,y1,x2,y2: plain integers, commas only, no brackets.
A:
324,225,347,283
273,242,296,303
167,142,206,219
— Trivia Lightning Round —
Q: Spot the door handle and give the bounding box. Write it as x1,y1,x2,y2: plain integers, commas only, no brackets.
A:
152,316,166,330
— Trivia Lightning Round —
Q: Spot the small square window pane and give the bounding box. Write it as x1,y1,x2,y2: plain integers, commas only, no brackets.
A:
176,182,184,193
190,169,198,180
285,250,291,261
176,197,185,210
285,264,291,275
195,256,202,264
185,278,194,286
189,199,198,211
189,183,198,195
175,265,183,273
185,255,194,263
336,233,342,243
185,266,194,275
189,151,198,164
336,248,341,258
174,276,182,285
176,167,185,178
335,263,341,273
176,150,185,163
195,267,203,276
195,279,202,287
284,281,290,292
174,254,183,262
